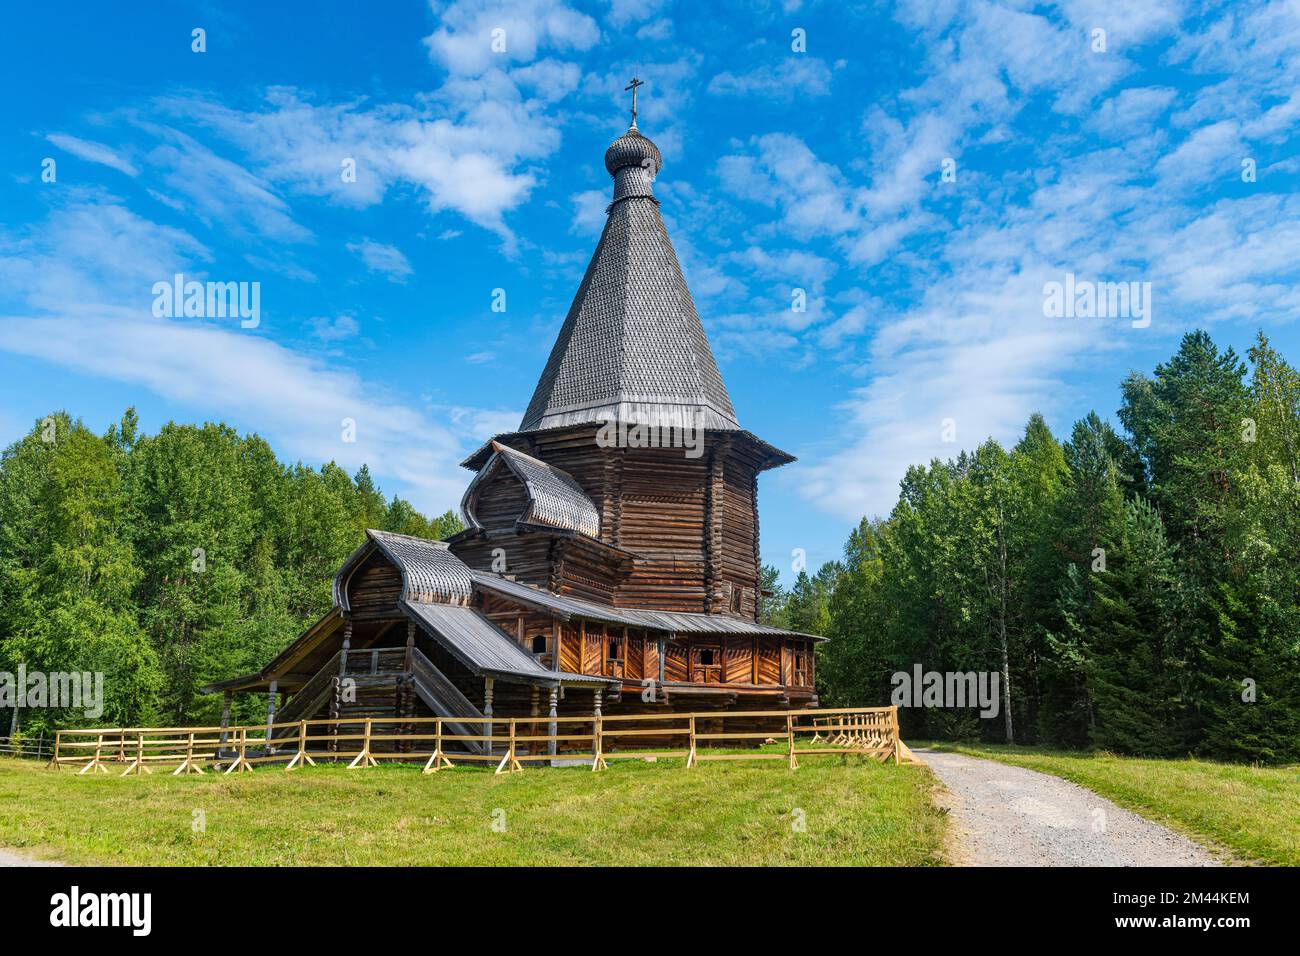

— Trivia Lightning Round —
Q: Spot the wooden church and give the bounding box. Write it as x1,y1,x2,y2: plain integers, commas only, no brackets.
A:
204,93,822,747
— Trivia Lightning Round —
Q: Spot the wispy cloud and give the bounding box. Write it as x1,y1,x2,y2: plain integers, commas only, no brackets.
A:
708,57,834,100
45,133,139,177
346,239,413,282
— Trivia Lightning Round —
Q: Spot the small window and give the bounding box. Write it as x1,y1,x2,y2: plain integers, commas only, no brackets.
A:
531,634,547,654
608,636,621,657
731,587,743,613
699,649,715,667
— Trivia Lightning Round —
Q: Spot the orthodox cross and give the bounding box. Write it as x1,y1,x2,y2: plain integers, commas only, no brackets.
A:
624,77,644,126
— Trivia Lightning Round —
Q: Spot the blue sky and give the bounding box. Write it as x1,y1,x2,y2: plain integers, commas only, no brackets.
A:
1,1,1298,581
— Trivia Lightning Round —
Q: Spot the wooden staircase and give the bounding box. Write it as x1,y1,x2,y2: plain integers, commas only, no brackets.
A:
272,645,487,755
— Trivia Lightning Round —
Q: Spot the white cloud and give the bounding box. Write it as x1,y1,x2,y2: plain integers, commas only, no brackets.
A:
0,309,470,508
45,133,139,177
139,122,311,243
0,199,499,516
423,0,599,75
310,314,361,342
606,0,668,27
708,57,834,100
1153,120,1244,191
569,188,608,236
347,239,414,281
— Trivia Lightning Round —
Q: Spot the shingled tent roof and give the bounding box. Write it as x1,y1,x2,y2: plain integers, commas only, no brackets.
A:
519,123,740,434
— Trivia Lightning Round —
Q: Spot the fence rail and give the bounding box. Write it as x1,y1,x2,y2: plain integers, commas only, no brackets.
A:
1,734,54,761
45,707,912,777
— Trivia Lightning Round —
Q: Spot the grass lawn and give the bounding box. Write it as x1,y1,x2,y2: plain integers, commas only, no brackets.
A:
931,743,1300,866
0,754,946,866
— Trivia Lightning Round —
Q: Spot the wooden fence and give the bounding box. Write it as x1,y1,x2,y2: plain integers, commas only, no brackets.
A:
47,706,915,777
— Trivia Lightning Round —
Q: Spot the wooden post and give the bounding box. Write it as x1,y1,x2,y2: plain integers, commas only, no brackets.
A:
496,719,521,774
339,620,352,675
286,720,314,771
122,731,151,776
332,620,351,755
423,717,453,773
78,731,108,775
218,691,232,748
223,727,253,774
483,677,494,758
591,688,606,771
547,685,558,758
347,717,378,769
891,706,901,765
48,730,62,770
685,715,697,769
786,713,798,770
265,679,278,754
172,730,204,775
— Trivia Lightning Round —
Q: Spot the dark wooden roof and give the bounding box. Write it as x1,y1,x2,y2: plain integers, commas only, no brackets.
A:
472,570,826,641
334,529,474,609
403,603,615,687
519,122,739,434
461,441,601,538
459,425,795,473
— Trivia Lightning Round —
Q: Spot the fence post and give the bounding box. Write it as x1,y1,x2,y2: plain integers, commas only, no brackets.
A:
78,732,103,774
591,716,607,772
48,730,61,770
347,718,377,769
423,717,452,774
496,718,522,775
890,706,901,765
786,714,797,770
685,715,696,769
287,720,313,771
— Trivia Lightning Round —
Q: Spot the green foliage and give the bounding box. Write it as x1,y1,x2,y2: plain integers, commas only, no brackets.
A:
0,410,452,731
823,331,1300,764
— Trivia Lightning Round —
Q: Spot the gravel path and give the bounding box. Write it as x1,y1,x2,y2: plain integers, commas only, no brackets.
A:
915,749,1221,866
0,848,62,867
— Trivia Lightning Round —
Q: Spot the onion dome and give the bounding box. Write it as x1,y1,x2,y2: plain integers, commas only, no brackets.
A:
604,126,663,178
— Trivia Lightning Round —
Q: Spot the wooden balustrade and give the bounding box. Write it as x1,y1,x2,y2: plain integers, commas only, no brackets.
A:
46,706,914,777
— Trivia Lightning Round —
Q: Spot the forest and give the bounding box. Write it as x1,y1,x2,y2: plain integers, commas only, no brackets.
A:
3,330,1297,764
765,331,1300,764
0,412,460,734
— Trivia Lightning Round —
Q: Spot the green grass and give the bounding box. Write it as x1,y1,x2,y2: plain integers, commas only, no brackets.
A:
929,743,1300,866
0,755,946,866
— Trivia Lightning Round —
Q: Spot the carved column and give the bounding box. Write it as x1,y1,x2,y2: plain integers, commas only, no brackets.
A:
548,686,559,758
483,677,494,758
